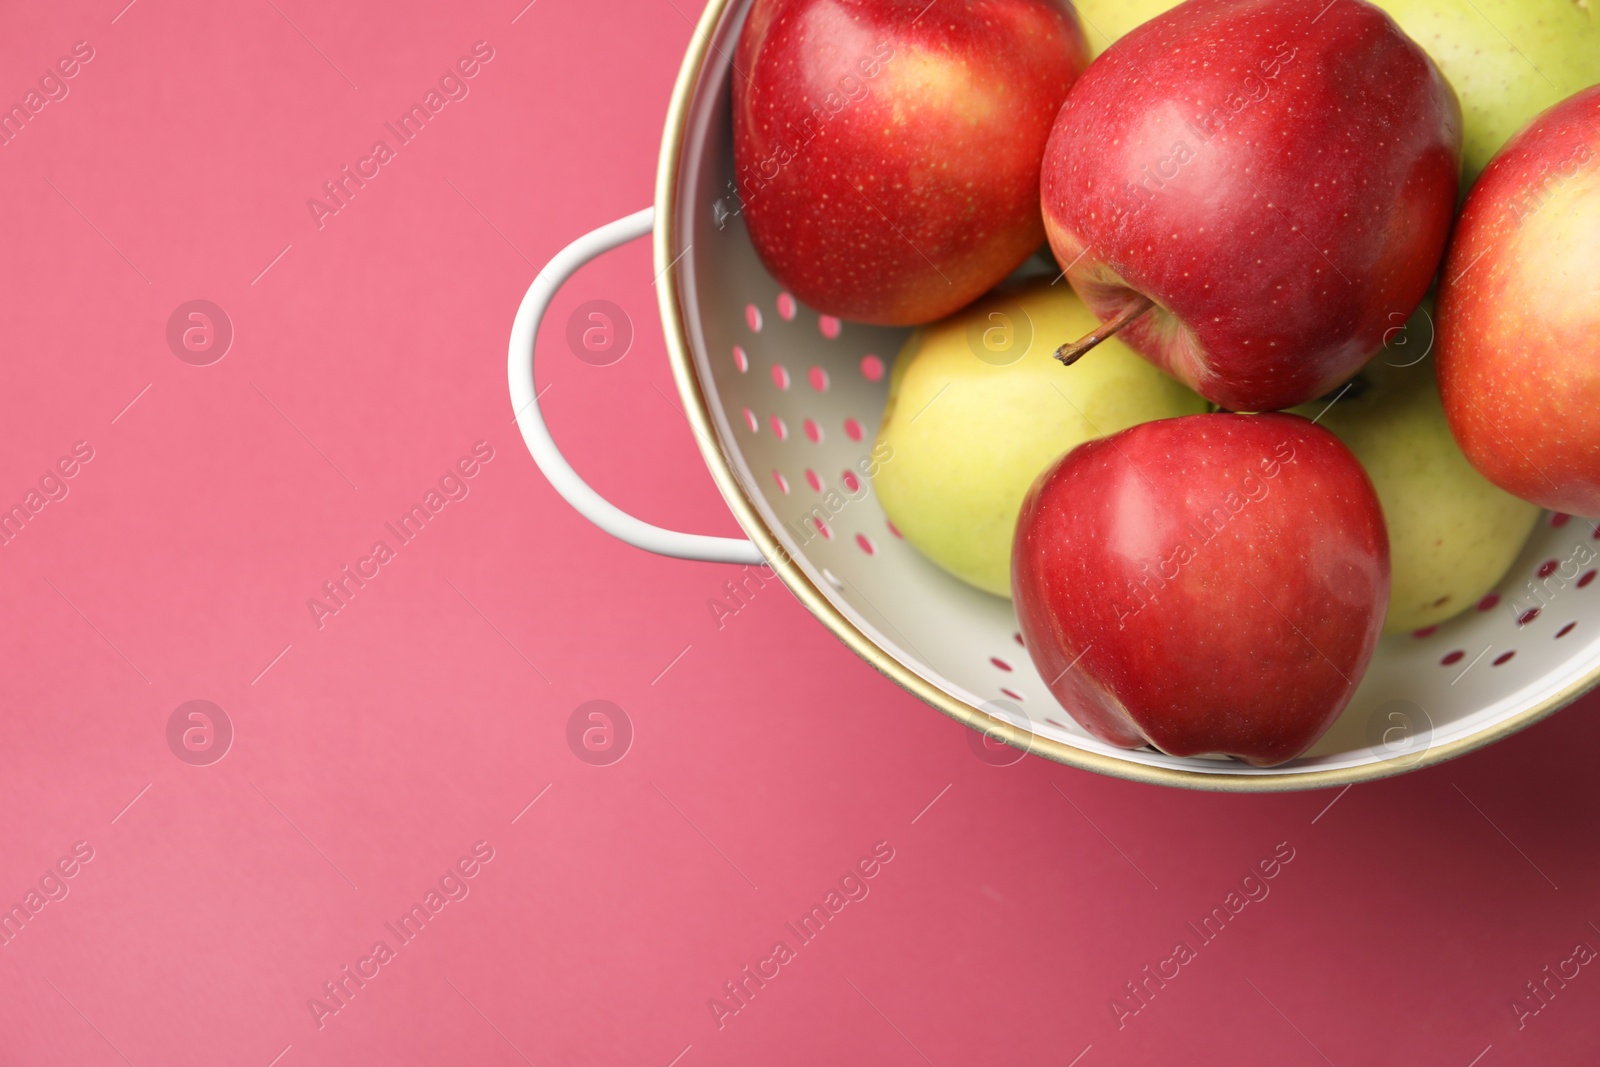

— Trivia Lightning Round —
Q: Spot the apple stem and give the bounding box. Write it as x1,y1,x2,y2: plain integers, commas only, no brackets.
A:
1055,295,1156,366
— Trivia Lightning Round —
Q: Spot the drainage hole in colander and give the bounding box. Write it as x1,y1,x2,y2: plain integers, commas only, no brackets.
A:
805,469,824,492
844,417,864,442
745,304,763,332
777,292,797,320
1441,650,1465,666
855,533,875,555
1518,608,1542,626
733,345,749,373
1580,570,1597,588
1557,622,1577,639
1477,594,1500,612
841,470,860,493
772,364,791,390
819,315,841,339
772,470,789,494
860,354,885,381
1553,513,1571,528
809,366,830,392
770,415,788,439
990,657,1013,672
1493,651,1516,666
1001,688,1025,702
743,407,758,433
803,418,823,443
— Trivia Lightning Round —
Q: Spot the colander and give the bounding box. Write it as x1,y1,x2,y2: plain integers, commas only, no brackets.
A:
508,0,1600,791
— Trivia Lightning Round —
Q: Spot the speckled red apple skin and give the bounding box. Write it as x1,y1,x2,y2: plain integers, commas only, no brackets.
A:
1040,0,1461,413
1012,413,1389,767
733,0,1088,326
1437,86,1600,516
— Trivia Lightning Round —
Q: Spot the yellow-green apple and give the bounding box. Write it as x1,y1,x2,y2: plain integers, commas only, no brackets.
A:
1438,86,1600,515
1041,0,1461,413
1070,0,1600,186
1289,319,1540,633
1012,413,1389,766
732,0,1088,326
1371,0,1600,185
1069,0,1167,57
874,278,1205,597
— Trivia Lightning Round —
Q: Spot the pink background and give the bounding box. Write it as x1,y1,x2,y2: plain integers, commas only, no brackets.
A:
2,1,1598,1064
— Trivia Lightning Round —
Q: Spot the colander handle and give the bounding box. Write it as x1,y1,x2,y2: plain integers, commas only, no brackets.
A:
508,206,765,566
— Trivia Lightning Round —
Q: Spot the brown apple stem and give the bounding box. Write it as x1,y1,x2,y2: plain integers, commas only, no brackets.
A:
1054,295,1156,366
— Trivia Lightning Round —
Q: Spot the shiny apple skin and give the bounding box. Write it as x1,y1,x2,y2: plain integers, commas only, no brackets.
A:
1437,86,1600,516
733,0,1089,326
1040,0,1461,412
1012,413,1389,767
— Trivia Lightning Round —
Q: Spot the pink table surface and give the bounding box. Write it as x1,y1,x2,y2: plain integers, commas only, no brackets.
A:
2,1,1598,1064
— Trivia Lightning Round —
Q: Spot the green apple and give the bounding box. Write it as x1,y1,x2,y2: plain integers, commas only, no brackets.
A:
1071,0,1172,59
1290,310,1540,633
874,277,1205,597
1071,0,1600,184
1380,0,1600,183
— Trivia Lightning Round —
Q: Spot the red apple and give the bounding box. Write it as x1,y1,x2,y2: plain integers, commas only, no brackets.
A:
733,0,1088,326
1040,0,1461,412
1012,413,1389,767
1436,86,1600,515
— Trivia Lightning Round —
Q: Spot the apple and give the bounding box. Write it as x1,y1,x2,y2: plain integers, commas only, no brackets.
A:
874,277,1205,597
1069,0,1169,58
1437,86,1600,515
1288,313,1540,633
1012,413,1389,766
732,0,1088,326
1069,0,1600,186
1368,0,1600,186
1040,0,1462,413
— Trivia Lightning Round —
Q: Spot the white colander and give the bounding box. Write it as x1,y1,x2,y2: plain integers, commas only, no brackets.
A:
508,0,1600,791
